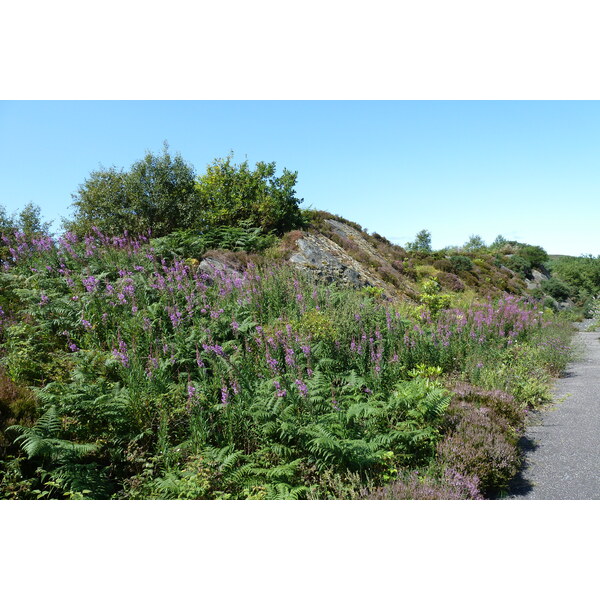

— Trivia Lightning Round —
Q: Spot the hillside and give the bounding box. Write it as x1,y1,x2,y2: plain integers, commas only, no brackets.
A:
184,211,540,308
0,149,592,500
288,211,530,300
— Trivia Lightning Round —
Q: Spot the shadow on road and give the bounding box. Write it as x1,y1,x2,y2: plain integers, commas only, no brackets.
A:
504,434,538,498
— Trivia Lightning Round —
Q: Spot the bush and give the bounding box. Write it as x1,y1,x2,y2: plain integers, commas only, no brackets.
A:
432,259,454,272
195,154,304,234
517,245,548,270
69,143,198,237
541,278,572,302
364,468,482,500
505,255,532,278
449,255,473,273
436,272,465,292
438,399,521,496
449,382,525,430
68,147,303,237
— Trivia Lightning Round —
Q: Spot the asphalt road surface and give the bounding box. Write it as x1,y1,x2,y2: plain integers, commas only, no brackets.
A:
507,323,600,500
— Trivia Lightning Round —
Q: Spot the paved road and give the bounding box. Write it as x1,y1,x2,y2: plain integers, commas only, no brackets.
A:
508,323,600,500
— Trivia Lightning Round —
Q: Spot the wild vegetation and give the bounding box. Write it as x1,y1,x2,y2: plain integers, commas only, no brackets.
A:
0,147,592,500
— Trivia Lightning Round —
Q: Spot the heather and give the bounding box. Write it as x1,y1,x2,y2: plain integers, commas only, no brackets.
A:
0,226,575,499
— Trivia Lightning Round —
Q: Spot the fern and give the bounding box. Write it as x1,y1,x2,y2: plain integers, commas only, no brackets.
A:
8,406,95,460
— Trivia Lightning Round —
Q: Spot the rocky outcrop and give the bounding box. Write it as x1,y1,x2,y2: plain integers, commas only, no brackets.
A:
525,268,551,291
287,221,419,299
324,219,389,270
289,232,383,289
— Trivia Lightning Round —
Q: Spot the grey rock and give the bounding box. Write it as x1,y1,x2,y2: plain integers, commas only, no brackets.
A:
198,257,242,280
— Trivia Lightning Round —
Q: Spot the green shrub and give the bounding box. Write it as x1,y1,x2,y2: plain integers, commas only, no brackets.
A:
419,279,452,316
505,255,532,278
517,245,548,269
438,399,520,497
541,278,572,302
449,255,473,273
151,224,277,260
195,154,304,234
433,259,454,272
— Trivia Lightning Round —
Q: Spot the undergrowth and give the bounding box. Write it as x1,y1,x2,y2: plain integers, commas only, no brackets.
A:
0,228,575,499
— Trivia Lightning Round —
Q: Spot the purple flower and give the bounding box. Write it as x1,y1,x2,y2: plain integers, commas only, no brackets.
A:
284,347,296,367
82,275,98,293
112,339,129,367
221,385,230,405
168,306,183,328
295,379,308,397
202,343,224,357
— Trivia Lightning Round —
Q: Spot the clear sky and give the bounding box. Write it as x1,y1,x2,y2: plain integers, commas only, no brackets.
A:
1,100,599,256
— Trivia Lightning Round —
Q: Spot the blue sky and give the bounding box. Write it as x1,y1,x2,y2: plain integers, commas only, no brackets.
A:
1,100,599,256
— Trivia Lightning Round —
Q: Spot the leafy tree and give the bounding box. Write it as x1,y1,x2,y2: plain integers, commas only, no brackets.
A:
463,234,486,252
68,143,198,237
0,204,14,234
15,202,52,236
517,244,548,270
406,229,432,253
541,278,572,302
68,147,303,237
66,167,130,236
490,235,508,250
194,154,304,234
1,202,51,237
126,142,198,235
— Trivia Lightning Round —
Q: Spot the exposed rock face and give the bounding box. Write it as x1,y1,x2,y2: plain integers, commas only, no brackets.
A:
287,221,419,299
198,256,242,280
526,268,550,290
324,219,389,270
289,232,383,289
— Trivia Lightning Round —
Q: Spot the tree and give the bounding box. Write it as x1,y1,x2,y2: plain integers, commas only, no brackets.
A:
68,147,303,238
463,234,486,252
194,154,304,234
490,235,508,250
517,244,548,270
406,229,432,253
15,202,52,236
0,204,14,236
68,143,197,237
0,202,51,242
66,167,129,236
126,142,198,235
